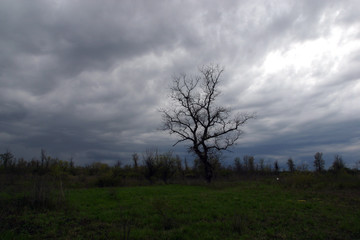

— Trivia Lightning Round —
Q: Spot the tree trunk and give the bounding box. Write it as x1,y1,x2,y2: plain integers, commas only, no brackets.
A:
202,157,213,183
194,148,213,183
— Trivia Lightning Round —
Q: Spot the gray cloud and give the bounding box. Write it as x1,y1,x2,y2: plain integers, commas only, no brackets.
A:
0,0,359,167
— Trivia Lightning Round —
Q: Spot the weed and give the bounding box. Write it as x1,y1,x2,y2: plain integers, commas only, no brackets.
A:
151,198,177,230
232,213,246,235
108,188,118,200
96,174,120,187
119,214,131,240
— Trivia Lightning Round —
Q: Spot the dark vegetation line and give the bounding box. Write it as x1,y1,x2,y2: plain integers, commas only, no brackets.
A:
0,148,359,188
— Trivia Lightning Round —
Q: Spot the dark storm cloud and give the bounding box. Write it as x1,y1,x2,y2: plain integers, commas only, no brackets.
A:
0,0,359,166
0,0,197,162
0,0,196,94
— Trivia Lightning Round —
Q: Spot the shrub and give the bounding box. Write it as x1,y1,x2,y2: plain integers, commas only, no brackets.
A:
330,154,346,172
151,198,177,230
232,214,248,235
287,158,295,172
157,152,177,184
96,174,120,187
143,150,159,184
314,152,325,172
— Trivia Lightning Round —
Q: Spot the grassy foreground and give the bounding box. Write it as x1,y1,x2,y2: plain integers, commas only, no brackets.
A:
1,178,360,239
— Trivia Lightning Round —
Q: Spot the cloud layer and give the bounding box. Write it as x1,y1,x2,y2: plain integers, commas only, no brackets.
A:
1,0,359,168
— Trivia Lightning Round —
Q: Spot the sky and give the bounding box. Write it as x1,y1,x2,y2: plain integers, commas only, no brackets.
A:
1,0,360,169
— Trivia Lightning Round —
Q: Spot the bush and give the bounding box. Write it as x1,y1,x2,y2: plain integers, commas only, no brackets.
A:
143,150,159,184
330,155,346,172
157,152,177,184
96,173,124,187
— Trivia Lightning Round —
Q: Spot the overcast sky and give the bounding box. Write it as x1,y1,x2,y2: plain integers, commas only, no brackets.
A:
1,0,359,169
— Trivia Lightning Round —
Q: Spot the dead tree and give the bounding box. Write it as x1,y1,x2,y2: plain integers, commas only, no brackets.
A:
160,65,254,182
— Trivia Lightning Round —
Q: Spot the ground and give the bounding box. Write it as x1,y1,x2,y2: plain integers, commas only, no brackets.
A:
1,176,360,239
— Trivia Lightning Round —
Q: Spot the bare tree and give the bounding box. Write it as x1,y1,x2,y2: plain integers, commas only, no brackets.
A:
143,149,160,184
132,153,139,169
0,149,14,169
287,158,295,172
259,158,265,173
243,155,255,173
160,65,254,182
274,160,279,174
41,149,47,168
234,157,243,174
330,154,345,172
314,152,325,173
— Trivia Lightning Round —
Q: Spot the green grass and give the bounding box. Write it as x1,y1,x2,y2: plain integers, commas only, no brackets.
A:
1,179,360,239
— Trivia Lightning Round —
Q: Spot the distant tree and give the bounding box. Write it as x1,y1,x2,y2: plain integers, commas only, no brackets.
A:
0,149,14,169
157,152,177,184
259,158,265,173
244,155,255,173
69,157,74,168
297,163,309,172
287,158,295,172
87,162,110,176
274,160,279,174
41,149,47,167
313,152,325,172
234,157,243,173
16,157,28,170
184,158,189,171
115,160,122,168
111,160,122,179
174,155,184,179
160,65,255,183
175,155,182,170
132,153,139,169
29,157,40,170
242,156,249,172
143,150,159,183
68,157,77,175
355,160,360,171
330,154,346,172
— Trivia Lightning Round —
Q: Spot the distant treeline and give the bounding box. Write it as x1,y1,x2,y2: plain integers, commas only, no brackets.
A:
1,149,359,188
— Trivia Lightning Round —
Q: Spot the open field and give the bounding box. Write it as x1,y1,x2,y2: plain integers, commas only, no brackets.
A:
1,175,360,240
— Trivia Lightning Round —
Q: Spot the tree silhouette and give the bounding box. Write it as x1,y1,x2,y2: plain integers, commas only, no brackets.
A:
160,65,254,182
274,160,279,174
287,158,295,172
0,149,14,169
331,154,345,172
314,152,325,172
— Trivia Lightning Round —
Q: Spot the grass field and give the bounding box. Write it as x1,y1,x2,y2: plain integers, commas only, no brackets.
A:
1,176,360,239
